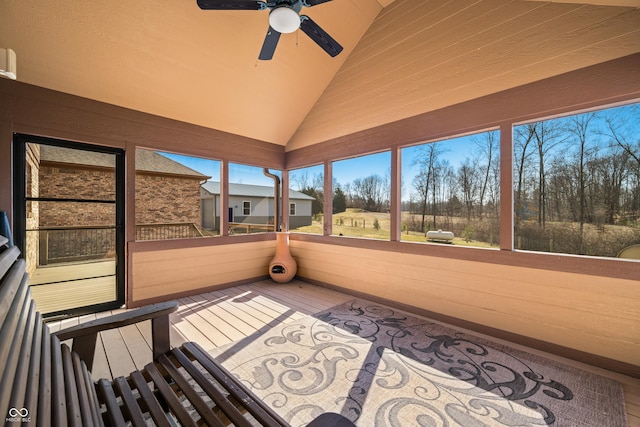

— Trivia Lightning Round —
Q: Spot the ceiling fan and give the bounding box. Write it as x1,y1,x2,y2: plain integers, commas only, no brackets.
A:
197,0,344,60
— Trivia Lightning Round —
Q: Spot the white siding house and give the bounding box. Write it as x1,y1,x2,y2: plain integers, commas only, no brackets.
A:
201,182,314,231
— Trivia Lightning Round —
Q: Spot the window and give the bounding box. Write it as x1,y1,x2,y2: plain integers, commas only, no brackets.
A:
401,130,500,248
332,152,391,240
135,149,220,240
290,203,296,216
229,163,281,234
513,103,640,258
289,164,323,234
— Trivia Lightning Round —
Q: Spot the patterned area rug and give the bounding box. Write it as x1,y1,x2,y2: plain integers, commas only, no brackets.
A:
212,299,627,426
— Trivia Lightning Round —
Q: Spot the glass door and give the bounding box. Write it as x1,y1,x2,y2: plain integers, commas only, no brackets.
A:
13,135,125,318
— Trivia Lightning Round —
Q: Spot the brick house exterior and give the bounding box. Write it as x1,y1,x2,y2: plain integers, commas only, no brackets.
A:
34,146,209,264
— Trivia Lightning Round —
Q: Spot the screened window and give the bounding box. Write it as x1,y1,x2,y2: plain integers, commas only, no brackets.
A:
401,130,500,248
332,152,391,240
135,149,220,240
289,164,323,234
229,163,281,234
290,203,296,215
513,103,640,258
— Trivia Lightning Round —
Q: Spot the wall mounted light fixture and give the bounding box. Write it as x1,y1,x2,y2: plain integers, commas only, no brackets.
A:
0,48,17,80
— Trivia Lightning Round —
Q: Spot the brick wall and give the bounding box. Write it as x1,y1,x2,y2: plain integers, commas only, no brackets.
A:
135,173,202,225
37,166,203,251
39,166,115,227
38,167,203,227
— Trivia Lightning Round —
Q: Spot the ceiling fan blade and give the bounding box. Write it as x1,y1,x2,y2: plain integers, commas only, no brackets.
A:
258,26,281,60
299,15,343,57
196,0,266,10
302,0,333,6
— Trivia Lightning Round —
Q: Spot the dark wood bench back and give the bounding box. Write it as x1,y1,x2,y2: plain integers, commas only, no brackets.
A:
0,236,103,426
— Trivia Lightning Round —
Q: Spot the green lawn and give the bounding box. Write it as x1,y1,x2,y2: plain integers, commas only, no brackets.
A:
291,209,498,248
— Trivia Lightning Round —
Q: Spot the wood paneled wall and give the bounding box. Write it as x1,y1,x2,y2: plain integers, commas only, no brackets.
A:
128,238,275,306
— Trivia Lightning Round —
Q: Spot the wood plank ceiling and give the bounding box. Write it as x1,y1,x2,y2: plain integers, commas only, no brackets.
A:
0,0,638,151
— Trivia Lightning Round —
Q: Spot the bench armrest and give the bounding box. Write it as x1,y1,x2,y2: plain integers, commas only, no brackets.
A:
54,301,179,371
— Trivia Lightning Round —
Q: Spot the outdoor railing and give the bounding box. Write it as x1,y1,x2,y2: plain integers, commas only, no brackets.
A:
228,222,275,234
136,222,205,241
30,226,116,265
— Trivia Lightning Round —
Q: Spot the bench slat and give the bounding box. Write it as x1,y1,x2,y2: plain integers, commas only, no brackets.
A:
113,376,147,427
61,344,83,427
183,341,289,427
0,278,32,420
8,301,38,413
97,378,128,426
50,335,68,427
129,370,173,427
36,323,52,427
71,350,98,426
145,362,198,427
0,250,23,326
171,346,255,427
157,353,227,427
80,359,105,427
23,312,44,427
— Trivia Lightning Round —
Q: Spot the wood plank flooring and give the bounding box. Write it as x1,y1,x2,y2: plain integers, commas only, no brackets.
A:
47,279,640,426
30,260,116,314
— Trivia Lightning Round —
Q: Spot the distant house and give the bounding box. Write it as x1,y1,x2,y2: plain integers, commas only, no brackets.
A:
200,182,315,231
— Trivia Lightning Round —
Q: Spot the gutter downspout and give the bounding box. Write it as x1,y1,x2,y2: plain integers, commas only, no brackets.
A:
263,169,281,231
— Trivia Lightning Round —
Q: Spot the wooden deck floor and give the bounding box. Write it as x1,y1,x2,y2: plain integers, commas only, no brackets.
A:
30,260,116,314
47,279,640,426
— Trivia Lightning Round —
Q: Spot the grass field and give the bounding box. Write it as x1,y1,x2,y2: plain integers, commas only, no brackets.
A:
291,209,497,248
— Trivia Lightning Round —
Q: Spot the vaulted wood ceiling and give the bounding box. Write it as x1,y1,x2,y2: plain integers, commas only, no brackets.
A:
0,0,638,150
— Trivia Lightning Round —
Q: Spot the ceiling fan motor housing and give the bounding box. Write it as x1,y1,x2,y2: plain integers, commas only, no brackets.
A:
269,5,301,33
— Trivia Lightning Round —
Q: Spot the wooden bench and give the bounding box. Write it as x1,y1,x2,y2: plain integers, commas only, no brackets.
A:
0,235,354,426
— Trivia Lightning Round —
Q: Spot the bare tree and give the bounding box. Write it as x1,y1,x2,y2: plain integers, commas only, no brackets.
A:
567,112,596,243
352,174,388,212
457,160,478,221
533,120,567,227
412,143,441,231
473,131,499,219
514,123,538,224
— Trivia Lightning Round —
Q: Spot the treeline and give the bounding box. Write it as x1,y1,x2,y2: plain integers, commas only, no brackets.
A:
515,107,640,229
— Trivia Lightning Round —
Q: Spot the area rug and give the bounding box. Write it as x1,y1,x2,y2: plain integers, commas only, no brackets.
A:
211,299,627,426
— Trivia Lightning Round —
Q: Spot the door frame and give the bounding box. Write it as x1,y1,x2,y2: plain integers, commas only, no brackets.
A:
13,133,126,317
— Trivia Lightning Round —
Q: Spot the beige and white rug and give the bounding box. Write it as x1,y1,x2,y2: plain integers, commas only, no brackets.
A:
212,299,627,426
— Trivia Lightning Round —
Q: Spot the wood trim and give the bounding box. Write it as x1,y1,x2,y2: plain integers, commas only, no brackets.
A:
499,123,513,251
323,161,332,236
390,147,401,242
128,232,274,254
282,170,290,231
0,120,12,219
220,160,229,237
285,53,640,168
289,233,639,281
301,276,640,379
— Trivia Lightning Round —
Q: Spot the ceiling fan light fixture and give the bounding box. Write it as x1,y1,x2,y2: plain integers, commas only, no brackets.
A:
269,6,300,34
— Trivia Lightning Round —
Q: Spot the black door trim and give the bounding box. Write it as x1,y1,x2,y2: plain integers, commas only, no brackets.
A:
13,133,125,318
